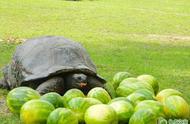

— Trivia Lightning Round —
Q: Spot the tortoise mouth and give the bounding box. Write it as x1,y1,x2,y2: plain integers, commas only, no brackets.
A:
72,82,88,89
79,82,87,88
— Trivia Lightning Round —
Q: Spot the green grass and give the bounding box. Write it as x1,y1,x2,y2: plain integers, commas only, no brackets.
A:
0,0,190,123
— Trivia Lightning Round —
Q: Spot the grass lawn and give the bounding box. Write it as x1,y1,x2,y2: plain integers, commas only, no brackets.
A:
0,0,190,123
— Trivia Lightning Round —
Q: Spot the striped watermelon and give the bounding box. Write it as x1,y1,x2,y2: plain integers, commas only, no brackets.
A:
109,100,134,123
87,87,111,104
127,89,155,105
68,97,102,123
129,109,159,124
20,99,55,124
6,87,40,113
156,89,183,103
110,97,132,104
84,104,118,124
40,92,63,108
47,108,78,124
104,83,116,98
163,95,189,119
116,81,154,97
112,72,133,89
137,74,159,94
62,89,85,107
119,78,139,85
135,100,164,117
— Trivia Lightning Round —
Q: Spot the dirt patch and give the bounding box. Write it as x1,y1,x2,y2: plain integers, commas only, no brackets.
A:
120,33,190,46
129,8,190,17
0,97,11,115
0,36,26,43
147,34,190,42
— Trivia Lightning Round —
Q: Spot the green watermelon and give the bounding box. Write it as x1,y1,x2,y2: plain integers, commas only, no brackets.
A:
84,104,118,124
156,89,183,103
137,74,159,94
157,117,168,124
109,100,134,123
116,81,154,97
47,108,78,124
87,87,111,104
119,78,139,85
40,92,63,108
68,97,102,123
62,89,85,107
135,100,164,117
163,95,190,119
134,89,155,96
104,83,116,98
129,109,159,124
127,89,155,105
112,72,133,89
110,97,132,104
6,87,40,113
20,99,55,124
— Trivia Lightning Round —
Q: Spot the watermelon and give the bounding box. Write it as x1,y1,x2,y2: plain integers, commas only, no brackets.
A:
87,87,111,104
163,95,190,119
104,83,116,98
62,89,85,107
84,104,118,124
40,92,63,108
134,89,155,96
119,78,139,85
6,87,40,113
68,97,102,123
129,109,159,124
157,117,168,124
109,100,134,123
137,74,159,94
47,108,78,124
127,89,155,105
156,89,183,103
112,72,133,89
135,100,164,117
110,97,132,104
116,81,154,97
20,99,55,124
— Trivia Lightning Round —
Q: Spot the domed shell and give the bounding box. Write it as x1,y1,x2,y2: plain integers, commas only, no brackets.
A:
4,36,105,88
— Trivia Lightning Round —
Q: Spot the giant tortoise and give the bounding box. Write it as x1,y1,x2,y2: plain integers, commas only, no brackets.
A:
0,36,107,95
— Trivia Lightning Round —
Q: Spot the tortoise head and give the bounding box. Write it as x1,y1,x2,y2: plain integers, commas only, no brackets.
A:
72,73,88,88
65,73,89,90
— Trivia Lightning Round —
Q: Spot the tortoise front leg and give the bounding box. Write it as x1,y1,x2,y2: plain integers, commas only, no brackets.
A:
36,77,64,95
0,78,10,90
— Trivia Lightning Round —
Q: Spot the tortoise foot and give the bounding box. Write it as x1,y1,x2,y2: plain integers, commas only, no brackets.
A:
0,79,9,89
36,77,65,95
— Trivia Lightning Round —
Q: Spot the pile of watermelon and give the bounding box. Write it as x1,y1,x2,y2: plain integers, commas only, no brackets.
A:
6,72,190,124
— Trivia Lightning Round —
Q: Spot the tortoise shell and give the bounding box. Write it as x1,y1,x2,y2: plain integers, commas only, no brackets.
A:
3,36,105,88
